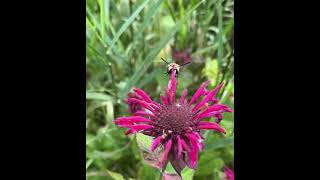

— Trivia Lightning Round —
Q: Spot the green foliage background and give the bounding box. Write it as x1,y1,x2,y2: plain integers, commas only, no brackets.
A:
86,0,234,179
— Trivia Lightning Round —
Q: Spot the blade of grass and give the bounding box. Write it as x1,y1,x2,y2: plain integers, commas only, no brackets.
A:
217,0,224,68
178,0,187,48
132,0,163,67
87,2,124,57
165,0,176,22
86,17,107,47
105,101,114,125
135,0,163,40
120,0,205,98
137,68,163,88
86,92,115,102
98,0,107,42
106,169,125,180
86,159,94,170
107,0,152,54
105,0,125,52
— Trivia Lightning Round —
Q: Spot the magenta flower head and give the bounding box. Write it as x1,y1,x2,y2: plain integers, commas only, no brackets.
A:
172,47,192,65
224,166,234,180
126,91,144,114
114,68,232,172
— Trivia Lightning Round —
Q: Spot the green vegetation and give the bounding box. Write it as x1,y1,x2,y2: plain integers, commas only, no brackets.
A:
86,0,234,179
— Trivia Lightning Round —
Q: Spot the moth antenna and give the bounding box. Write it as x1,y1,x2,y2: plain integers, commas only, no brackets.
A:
180,61,191,67
161,57,169,64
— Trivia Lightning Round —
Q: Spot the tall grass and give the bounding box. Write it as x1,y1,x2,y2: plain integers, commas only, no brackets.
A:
86,0,234,179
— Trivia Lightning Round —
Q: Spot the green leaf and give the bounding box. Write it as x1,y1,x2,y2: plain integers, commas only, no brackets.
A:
86,159,94,170
136,133,153,150
196,150,223,176
165,162,177,173
136,133,164,170
106,169,125,180
86,92,115,102
181,168,195,180
105,101,114,124
202,59,219,85
138,164,159,180
163,159,195,180
205,136,234,150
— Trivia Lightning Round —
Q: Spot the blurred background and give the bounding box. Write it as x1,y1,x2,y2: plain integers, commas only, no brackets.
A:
86,0,234,179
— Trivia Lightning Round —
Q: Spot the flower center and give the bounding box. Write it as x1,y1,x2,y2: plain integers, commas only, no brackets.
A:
156,104,194,134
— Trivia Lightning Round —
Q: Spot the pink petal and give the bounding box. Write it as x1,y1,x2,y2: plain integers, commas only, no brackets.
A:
124,129,137,135
168,68,177,103
118,124,154,131
211,97,219,103
150,136,163,152
160,95,168,105
133,111,158,120
224,166,234,180
149,103,160,112
187,134,201,169
128,98,156,114
176,135,182,159
161,139,172,164
188,80,211,106
179,89,188,105
197,122,226,134
191,132,202,141
180,138,190,152
202,104,232,114
133,87,152,103
188,150,198,169
164,88,172,105
153,101,162,108
211,82,224,97
194,104,231,120
185,135,199,169
116,116,153,123
192,82,224,112
188,133,202,150
194,111,223,122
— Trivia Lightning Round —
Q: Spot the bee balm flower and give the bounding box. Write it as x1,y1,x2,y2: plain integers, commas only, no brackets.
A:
114,68,232,171
224,166,234,180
